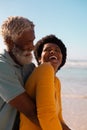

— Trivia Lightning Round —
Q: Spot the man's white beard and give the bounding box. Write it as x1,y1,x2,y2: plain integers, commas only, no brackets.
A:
12,47,33,65
15,53,33,65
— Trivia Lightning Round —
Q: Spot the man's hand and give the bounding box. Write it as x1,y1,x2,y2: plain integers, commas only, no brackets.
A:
9,91,40,126
61,122,71,130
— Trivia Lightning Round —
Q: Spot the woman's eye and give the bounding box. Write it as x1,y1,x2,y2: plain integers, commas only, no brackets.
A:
44,48,51,52
56,49,59,52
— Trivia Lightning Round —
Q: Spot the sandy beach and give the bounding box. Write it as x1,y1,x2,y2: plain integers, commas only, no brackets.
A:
62,95,87,130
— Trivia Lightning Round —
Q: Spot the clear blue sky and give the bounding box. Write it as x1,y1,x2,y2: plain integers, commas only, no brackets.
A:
0,0,87,60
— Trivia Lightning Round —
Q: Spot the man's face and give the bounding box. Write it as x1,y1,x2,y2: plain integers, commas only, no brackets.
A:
12,30,35,65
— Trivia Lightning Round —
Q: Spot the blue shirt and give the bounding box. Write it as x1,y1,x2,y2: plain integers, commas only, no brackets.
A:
0,49,35,130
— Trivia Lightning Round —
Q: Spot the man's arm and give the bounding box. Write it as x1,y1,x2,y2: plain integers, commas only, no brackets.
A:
9,91,40,126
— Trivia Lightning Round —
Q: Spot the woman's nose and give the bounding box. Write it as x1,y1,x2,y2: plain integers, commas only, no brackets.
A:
50,49,55,53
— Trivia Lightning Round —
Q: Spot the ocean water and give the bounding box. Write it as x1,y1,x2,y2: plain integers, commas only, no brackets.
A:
57,60,87,130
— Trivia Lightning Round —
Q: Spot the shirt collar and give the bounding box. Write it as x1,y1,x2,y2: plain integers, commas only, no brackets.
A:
1,49,21,68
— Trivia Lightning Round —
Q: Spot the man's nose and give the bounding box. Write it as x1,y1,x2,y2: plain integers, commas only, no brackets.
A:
31,43,35,49
28,44,35,51
31,44,35,50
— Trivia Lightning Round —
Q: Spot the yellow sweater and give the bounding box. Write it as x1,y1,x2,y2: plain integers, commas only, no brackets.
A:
20,63,64,130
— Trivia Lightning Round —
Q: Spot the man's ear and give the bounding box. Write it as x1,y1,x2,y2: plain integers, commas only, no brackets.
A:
5,36,14,49
5,36,13,44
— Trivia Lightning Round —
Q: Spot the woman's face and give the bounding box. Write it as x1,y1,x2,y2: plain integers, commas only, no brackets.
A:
39,43,63,73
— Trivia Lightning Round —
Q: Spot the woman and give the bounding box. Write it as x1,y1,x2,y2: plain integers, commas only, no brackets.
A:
20,34,71,130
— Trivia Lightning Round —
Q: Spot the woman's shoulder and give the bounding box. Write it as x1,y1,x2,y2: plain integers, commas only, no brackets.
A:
33,62,54,76
37,62,54,72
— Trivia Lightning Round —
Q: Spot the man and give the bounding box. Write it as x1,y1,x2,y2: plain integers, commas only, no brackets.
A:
0,16,39,130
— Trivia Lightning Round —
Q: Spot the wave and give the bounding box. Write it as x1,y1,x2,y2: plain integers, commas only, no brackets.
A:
64,60,87,68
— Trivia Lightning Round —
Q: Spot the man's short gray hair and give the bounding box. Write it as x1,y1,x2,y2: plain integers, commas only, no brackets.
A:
1,16,34,42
